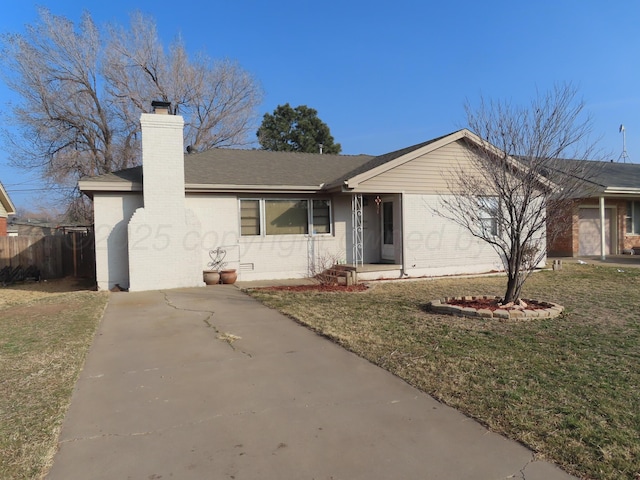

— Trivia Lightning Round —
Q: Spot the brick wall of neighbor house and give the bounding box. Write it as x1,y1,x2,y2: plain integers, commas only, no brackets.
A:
616,200,640,251
554,198,640,256
0,200,7,236
547,202,577,256
576,198,629,255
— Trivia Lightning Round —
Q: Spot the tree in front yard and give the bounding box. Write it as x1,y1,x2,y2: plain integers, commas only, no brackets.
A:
438,84,602,303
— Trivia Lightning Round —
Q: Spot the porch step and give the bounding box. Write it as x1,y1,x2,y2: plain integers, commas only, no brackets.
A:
317,265,357,286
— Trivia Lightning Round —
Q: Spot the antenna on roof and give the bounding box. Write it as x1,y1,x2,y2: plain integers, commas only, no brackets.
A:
618,124,630,163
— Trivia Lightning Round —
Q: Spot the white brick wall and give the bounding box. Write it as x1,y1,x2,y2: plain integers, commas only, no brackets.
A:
128,208,203,291
94,187,538,289
185,194,348,281
139,113,186,216
127,112,203,292
186,195,240,272
93,193,143,290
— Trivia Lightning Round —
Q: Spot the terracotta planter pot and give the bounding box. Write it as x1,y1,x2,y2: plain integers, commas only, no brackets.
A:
203,271,220,285
220,269,237,284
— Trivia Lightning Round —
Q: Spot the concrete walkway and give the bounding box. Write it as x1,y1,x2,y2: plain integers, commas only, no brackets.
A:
47,286,577,480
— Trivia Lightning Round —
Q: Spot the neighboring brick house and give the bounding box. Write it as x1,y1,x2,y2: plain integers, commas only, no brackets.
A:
547,160,640,257
0,181,16,236
79,102,545,292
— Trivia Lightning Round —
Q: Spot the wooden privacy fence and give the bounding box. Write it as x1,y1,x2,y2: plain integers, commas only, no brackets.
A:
0,232,95,280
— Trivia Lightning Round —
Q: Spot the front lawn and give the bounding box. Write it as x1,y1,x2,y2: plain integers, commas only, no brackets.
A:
249,263,640,480
0,279,108,480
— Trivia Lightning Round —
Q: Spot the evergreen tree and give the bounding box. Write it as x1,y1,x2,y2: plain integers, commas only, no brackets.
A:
257,104,341,154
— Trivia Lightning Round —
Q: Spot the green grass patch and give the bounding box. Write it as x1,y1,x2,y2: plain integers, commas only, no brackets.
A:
249,264,640,480
0,281,108,480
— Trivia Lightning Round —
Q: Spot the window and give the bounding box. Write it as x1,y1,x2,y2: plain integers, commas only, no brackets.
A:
266,200,308,235
479,196,499,236
312,200,331,234
626,201,640,234
239,198,332,236
240,199,261,236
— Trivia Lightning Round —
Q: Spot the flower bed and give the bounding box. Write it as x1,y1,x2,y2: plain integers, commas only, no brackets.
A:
428,296,564,319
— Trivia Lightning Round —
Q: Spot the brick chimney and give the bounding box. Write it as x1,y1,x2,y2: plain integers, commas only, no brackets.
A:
126,101,203,291
139,102,185,217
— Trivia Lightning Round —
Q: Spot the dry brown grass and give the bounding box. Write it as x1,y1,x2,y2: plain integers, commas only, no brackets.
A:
0,278,108,480
250,263,640,480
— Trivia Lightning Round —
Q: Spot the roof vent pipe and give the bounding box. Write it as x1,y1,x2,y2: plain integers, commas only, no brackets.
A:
151,100,171,115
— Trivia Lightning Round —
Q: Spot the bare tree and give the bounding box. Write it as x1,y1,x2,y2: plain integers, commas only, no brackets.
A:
103,12,262,151
0,9,262,219
437,84,602,303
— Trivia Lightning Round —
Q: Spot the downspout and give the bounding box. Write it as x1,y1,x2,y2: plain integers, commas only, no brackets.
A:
401,191,408,276
600,196,606,260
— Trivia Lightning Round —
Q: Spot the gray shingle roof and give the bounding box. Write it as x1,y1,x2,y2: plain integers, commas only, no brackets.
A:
552,159,640,190
81,149,374,189
184,149,373,187
79,130,466,192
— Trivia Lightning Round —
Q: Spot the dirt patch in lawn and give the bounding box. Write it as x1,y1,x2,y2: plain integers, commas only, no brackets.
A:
3,303,68,317
0,277,96,310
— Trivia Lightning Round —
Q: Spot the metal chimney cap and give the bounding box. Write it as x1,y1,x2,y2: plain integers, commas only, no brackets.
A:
151,100,171,113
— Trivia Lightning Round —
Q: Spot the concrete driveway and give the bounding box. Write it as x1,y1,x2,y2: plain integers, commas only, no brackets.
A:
47,285,577,480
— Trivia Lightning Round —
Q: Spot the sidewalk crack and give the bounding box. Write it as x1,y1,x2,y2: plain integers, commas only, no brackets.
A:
503,453,535,479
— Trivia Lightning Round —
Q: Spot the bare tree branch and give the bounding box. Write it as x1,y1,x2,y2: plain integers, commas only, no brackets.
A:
436,84,604,302
0,9,262,220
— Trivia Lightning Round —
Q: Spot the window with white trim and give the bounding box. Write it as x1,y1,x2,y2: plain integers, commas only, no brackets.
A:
478,196,499,236
626,201,640,234
239,198,332,236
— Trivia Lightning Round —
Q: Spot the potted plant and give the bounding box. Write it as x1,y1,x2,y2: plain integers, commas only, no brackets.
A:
203,270,221,285
220,269,237,284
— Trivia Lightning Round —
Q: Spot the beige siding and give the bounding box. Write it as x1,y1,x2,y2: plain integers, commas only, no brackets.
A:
0,202,7,217
357,140,480,194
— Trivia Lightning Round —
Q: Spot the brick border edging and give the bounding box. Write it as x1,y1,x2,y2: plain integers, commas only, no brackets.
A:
427,296,564,319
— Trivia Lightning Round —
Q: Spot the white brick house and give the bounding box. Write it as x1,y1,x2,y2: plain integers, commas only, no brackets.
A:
79,104,544,291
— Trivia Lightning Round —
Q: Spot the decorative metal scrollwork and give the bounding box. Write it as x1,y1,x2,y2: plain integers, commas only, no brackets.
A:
207,247,227,271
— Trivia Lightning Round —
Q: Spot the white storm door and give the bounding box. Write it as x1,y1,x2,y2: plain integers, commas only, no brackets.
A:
381,200,394,261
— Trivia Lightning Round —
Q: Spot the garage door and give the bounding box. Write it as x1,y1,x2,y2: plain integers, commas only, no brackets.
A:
578,208,611,256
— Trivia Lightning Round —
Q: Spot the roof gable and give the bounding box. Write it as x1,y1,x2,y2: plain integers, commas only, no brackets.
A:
0,181,16,216
335,129,546,190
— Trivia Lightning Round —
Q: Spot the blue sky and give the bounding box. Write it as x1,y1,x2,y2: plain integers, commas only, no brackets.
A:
2,0,640,210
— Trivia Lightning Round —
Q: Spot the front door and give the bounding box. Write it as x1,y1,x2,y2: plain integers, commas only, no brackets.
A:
381,200,394,262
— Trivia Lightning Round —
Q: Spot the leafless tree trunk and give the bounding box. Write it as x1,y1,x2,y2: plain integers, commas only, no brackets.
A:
0,9,262,220
437,84,603,303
